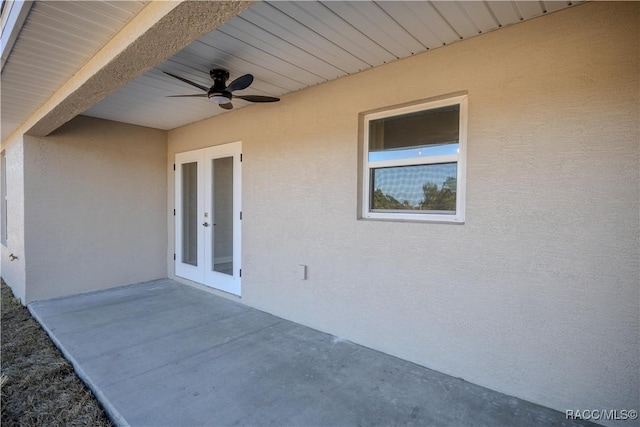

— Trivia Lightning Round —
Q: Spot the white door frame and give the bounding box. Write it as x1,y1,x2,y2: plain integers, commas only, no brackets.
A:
175,142,242,296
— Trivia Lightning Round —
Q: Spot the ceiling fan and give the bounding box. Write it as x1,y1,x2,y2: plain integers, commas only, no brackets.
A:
164,68,280,110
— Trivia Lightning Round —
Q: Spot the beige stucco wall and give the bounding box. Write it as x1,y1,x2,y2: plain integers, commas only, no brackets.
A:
168,2,638,422
1,137,27,302
23,116,168,302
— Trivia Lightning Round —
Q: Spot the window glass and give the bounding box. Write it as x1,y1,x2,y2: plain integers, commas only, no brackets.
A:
182,162,198,266
371,163,457,213
212,157,233,276
369,105,459,154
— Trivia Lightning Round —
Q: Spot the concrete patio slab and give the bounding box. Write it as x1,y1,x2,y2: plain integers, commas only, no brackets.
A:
29,279,594,427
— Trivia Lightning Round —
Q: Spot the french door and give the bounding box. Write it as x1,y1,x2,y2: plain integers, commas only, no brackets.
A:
175,142,242,296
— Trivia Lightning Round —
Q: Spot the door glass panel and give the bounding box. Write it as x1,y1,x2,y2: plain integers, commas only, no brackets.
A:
212,157,233,275
182,162,198,266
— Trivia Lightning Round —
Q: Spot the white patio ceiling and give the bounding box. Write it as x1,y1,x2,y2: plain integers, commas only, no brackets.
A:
2,1,581,140
0,0,148,141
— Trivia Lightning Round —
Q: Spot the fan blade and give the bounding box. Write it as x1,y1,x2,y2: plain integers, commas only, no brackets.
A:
219,103,233,110
235,95,280,103
163,71,209,92
167,94,208,98
226,74,253,92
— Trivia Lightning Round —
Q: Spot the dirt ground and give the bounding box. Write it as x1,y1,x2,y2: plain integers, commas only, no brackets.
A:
1,280,112,427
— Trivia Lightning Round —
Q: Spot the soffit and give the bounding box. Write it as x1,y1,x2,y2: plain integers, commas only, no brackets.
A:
1,0,148,141
83,0,580,131
2,1,582,139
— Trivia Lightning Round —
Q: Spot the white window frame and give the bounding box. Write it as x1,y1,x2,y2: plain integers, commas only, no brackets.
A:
361,94,468,223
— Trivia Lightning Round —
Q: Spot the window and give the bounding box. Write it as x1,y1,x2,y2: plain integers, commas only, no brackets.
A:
1,150,7,244
361,94,467,223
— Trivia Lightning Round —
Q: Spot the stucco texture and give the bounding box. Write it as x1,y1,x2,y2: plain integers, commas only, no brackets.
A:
23,116,167,302
1,137,26,301
168,2,639,423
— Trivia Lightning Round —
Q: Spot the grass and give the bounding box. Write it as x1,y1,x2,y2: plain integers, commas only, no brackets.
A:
1,280,113,427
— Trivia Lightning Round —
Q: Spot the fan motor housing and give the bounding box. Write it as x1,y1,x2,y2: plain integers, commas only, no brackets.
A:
209,68,229,82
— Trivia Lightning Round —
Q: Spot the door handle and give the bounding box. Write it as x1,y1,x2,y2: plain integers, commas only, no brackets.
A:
202,222,209,227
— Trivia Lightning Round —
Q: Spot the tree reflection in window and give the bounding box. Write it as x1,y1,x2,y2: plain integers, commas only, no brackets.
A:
372,177,456,213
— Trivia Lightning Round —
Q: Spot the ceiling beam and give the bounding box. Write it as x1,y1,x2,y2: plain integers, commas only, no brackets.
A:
10,0,254,140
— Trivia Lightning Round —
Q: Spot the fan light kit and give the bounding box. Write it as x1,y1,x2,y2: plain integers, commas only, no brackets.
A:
164,68,280,110
210,94,230,104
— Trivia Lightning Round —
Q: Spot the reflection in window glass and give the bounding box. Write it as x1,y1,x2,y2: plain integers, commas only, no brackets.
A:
368,143,458,163
371,163,457,213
